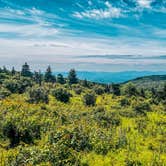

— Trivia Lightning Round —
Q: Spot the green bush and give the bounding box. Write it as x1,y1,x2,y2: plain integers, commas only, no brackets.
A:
0,87,11,99
94,85,105,95
93,107,121,128
111,84,121,96
49,128,91,152
3,77,32,93
120,98,130,107
72,84,82,95
2,120,41,147
122,83,138,97
52,88,71,103
90,129,112,155
3,79,20,93
2,121,20,147
5,145,79,166
83,92,96,106
28,86,49,104
133,101,151,114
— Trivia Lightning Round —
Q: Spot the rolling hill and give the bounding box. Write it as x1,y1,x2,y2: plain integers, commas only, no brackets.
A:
123,75,166,89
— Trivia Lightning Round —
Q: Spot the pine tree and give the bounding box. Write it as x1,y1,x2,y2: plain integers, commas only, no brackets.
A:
21,62,32,77
2,66,9,74
11,67,16,75
112,84,121,96
68,69,78,84
34,70,42,85
44,66,55,83
57,74,65,84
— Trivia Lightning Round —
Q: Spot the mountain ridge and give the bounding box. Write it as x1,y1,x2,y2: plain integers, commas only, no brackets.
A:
53,71,166,83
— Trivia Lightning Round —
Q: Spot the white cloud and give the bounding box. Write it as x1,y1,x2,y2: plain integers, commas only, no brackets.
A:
0,23,59,37
73,2,122,19
0,36,165,71
137,0,153,8
0,7,60,38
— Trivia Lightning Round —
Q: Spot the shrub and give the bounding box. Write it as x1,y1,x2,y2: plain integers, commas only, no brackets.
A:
0,87,11,99
3,77,32,93
3,79,20,93
111,84,121,96
74,87,82,95
2,121,41,147
120,98,130,107
2,121,20,147
49,128,91,152
94,85,105,95
90,129,112,155
93,107,121,128
122,83,138,97
28,86,49,104
72,85,82,95
5,145,79,166
52,88,71,103
83,92,96,106
133,101,151,114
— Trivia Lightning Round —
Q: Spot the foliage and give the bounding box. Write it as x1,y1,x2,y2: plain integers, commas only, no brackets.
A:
0,87,11,99
28,86,49,104
83,91,96,106
111,84,121,96
21,62,32,77
2,120,40,147
93,85,105,95
122,83,138,97
52,88,71,103
57,73,65,84
68,69,78,84
3,77,32,93
0,64,165,166
44,66,56,83
133,101,151,115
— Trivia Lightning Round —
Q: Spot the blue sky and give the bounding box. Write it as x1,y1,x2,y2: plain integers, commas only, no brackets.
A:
0,0,166,71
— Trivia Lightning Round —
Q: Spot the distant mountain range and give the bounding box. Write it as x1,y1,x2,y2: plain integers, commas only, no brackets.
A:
53,71,166,83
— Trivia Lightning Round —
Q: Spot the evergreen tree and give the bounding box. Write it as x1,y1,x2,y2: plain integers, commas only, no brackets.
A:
34,70,42,85
57,74,65,84
68,69,78,84
2,66,9,74
11,67,16,75
21,62,32,77
44,66,55,83
112,84,121,96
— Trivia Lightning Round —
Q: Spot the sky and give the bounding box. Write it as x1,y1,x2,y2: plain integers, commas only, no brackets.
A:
0,0,166,71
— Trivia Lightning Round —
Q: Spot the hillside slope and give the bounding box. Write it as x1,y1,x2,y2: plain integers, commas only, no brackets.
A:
0,66,166,165
124,75,166,89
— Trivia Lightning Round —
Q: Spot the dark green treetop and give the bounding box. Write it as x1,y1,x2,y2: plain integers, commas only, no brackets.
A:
21,62,32,77
68,69,78,84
